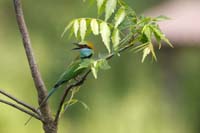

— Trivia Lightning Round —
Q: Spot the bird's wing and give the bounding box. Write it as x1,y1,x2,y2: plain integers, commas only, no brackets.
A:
54,59,82,87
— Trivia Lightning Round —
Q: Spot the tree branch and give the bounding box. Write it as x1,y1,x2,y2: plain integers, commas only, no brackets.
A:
54,70,91,124
54,39,136,124
0,99,43,122
0,89,39,115
13,0,53,123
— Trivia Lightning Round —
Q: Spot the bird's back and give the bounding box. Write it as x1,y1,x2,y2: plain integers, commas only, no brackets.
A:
54,59,86,88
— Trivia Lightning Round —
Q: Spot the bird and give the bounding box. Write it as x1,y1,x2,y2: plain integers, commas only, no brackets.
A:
25,41,94,125
41,41,94,107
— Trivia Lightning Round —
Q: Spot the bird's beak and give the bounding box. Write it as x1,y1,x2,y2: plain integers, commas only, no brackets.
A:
72,43,81,50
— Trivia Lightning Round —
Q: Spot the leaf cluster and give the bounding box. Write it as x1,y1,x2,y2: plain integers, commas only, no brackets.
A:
62,0,173,77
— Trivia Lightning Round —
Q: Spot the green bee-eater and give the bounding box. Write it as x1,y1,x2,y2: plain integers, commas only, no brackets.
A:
25,42,94,124
40,41,94,107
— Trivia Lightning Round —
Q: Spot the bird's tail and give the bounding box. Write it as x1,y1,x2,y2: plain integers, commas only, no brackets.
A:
39,87,58,108
24,87,58,125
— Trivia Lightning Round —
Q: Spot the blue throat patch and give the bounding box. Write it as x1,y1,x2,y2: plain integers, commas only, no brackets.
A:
80,48,93,59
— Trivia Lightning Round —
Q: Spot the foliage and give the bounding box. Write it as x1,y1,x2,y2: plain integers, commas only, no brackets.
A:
62,0,172,78
60,87,89,117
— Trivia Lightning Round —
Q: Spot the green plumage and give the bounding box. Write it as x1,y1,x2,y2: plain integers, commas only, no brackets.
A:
54,59,86,88
39,58,87,109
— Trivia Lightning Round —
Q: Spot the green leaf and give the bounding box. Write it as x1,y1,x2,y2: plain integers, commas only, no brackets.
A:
61,20,74,38
98,59,111,70
153,29,162,49
78,100,90,110
142,25,152,41
91,62,98,79
131,42,149,53
138,16,152,26
73,19,79,38
149,43,157,61
91,59,111,79
141,43,157,62
154,15,170,22
100,22,111,53
71,86,81,94
114,7,126,28
80,18,87,41
90,19,99,35
142,46,151,63
97,0,105,14
111,28,120,50
150,25,173,48
98,53,108,58
67,99,78,107
61,99,78,115
105,0,117,21
162,36,173,48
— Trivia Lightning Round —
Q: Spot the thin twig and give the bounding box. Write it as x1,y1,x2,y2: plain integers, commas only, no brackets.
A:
0,99,43,122
0,89,39,115
54,70,90,124
13,0,53,123
54,38,136,124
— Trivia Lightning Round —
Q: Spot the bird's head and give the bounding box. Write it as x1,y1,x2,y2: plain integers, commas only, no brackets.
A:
73,41,94,59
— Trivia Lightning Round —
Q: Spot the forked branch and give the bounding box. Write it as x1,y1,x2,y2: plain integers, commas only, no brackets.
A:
0,99,42,121
0,89,39,114
13,0,54,125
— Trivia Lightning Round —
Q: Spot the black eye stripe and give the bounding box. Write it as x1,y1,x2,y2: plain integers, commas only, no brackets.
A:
80,44,91,49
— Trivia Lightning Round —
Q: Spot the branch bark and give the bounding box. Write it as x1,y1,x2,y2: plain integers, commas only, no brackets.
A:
0,99,42,121
13,0,56,132
0,89,39,114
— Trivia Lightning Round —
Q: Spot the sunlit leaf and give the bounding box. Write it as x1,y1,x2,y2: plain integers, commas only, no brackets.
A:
97,0,105,14
100,22,111,53
105,0,117,21
153,30,162,49
71,86,81,94
114,7,126,28
61,99,78,115
154,15,170,21
98,53,108,58
73,19,79,38
111,28,120,50
141,43,157,62
67,99,78,107
162,36,173,48
142,25,151,41
91,62,98,79
61,20,74,37
78,100,90,110
150,25,173,48
142,46,151,63
90,19,99,35
149,43,157,61
131,42,149,53
98,59,111,70
80,18,87,41
138,16,152,26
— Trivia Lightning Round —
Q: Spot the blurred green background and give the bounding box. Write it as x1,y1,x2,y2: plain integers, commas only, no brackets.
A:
0,0,200,133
